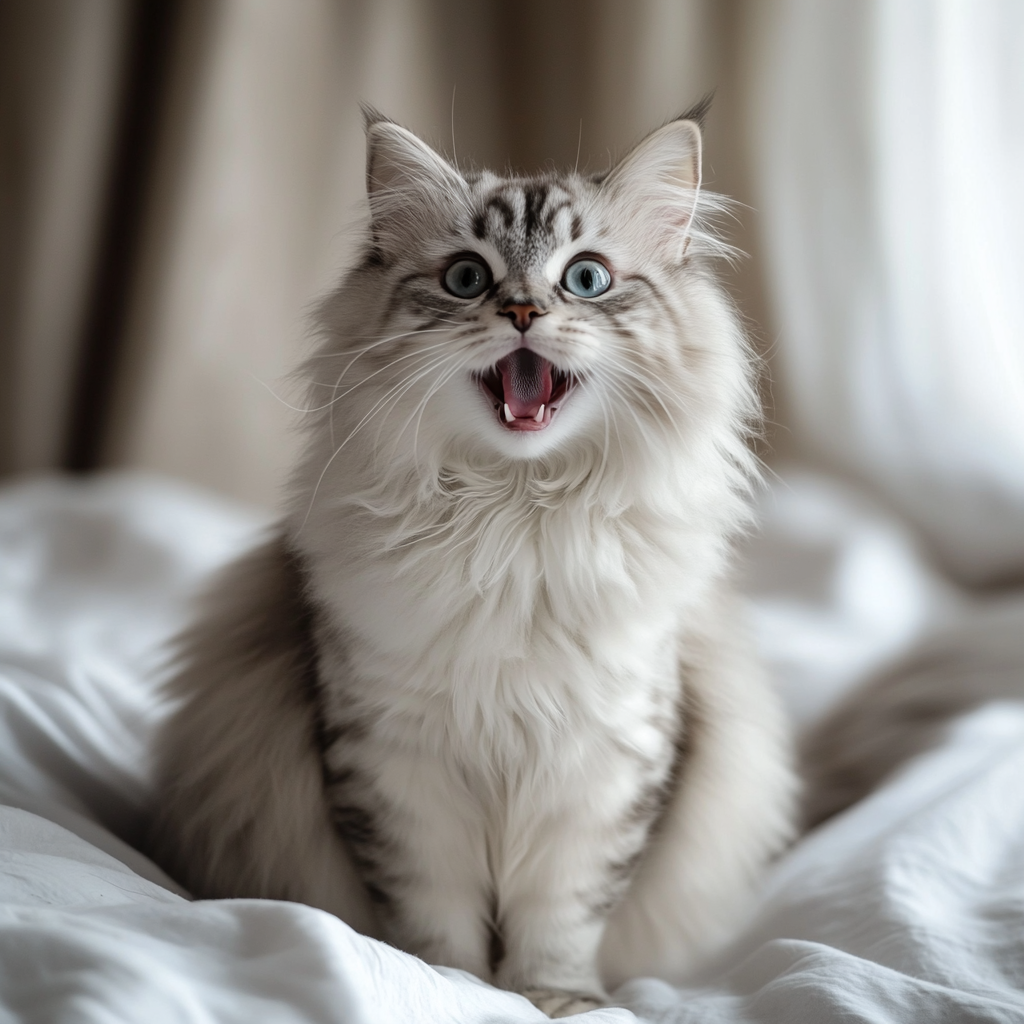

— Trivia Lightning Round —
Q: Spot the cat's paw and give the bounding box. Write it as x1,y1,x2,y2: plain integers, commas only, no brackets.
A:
521,988,605,1018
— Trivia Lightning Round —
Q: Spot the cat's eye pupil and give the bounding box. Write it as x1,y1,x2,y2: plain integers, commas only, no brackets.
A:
444,258,490,299
564,258,611,298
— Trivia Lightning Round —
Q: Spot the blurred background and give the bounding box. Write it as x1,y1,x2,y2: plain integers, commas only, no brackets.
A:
2,0,1022,587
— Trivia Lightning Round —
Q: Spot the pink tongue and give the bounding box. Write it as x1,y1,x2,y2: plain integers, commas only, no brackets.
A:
497,349,553,419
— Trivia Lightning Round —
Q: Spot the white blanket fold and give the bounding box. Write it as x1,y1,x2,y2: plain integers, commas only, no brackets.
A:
1,471,1022,1022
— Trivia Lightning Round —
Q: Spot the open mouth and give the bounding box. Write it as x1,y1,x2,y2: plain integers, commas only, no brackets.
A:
476,349,575,432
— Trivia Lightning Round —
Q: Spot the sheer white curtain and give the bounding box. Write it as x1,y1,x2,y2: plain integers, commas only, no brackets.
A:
746,0,1024,584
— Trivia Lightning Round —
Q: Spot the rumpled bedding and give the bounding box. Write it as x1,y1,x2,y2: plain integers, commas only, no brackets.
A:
1,471,1022,1023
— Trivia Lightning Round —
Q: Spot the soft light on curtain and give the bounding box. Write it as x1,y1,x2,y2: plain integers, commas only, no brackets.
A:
747,0,1024,584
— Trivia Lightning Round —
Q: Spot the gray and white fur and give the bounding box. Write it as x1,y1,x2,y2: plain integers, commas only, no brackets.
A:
150,107,796,1017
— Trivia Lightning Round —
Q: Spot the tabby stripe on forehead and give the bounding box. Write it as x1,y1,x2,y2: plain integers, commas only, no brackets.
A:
571,214,583,242
523,184,550,239
484,194,515,230
544,200,571,235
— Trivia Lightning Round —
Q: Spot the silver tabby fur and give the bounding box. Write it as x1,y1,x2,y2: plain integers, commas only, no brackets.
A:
150,106,797,1017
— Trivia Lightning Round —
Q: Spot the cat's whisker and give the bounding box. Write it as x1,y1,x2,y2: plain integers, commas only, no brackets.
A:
328,327,454,387
302,352,466,529
305,337,424,362
375,350,472,456
586,366,662,446
605,373,670,428
317,327,453,444
250,375,311,413
325,335,462,445
358,350,476,459
406,352,478,462
362,352,467,434
306,325,453,365
282,344,458,419
596,354,683,435
325,338,463,405
416,310,465,327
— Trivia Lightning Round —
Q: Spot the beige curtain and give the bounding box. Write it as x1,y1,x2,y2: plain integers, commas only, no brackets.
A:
0,0,130,472
2,0,790,509
2,0,763,507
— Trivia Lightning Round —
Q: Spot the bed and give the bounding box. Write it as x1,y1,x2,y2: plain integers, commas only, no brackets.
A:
1,470,1022,1022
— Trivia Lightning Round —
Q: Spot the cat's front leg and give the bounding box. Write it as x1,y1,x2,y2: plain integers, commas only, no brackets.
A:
326,739,496,979
499,884,610,1018
493,753,665,1015
599,623,797,987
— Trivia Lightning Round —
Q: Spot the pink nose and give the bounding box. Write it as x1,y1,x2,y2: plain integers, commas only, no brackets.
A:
499,303,544,333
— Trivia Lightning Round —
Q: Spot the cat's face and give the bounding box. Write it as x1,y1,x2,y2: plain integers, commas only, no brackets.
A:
312,114,740,473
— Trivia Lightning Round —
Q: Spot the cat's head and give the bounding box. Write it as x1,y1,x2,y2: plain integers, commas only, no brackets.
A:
308,107,752,488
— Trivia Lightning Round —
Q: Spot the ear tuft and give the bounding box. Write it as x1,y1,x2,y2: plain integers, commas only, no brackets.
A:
360,102,392,131
676,93,714,131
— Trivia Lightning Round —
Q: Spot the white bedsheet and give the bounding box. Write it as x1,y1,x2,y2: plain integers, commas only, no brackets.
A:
1,471,1022,1023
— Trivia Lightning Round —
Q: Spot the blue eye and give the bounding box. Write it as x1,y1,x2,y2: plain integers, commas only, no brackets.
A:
563,258,611,298
443,257,490,298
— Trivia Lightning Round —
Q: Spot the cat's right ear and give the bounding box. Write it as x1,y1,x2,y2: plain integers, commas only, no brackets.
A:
601,116,703,259
362,107,463,226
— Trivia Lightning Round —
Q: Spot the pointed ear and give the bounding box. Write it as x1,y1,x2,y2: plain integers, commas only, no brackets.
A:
603,119,703,253
364,114,463,211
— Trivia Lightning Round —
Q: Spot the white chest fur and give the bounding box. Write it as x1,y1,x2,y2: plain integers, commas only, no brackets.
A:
304,482,722,771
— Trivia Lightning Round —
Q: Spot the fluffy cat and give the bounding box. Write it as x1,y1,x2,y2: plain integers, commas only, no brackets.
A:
149,106,796,1017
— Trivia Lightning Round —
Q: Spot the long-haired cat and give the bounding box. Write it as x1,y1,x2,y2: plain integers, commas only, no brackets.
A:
149,105,796,1017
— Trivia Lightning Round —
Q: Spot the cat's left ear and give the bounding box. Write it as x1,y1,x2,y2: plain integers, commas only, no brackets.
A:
602,117,702,255
363,108,463,229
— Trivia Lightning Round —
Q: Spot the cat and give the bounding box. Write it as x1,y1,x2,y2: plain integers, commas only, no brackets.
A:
149,104,796,1018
